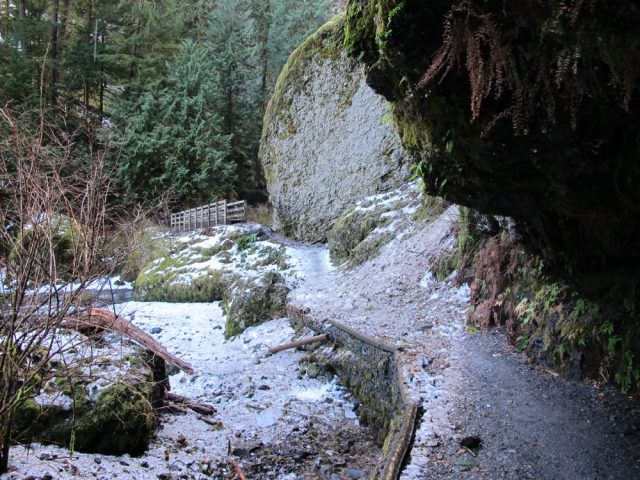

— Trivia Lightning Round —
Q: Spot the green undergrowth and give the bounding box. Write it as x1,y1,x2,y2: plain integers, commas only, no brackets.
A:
117,226,170,283
429,206,482,281
436,209,640,392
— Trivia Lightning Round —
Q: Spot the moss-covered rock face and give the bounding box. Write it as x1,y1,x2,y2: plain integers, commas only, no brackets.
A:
223,271,289,338
133,224,284,303
344,0,640,279
430,209,640,392
345,0,640,389
12,345,157,456
327,183,422,266
259,15,409,242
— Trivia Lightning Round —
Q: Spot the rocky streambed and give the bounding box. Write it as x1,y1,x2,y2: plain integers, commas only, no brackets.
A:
3,301,379,479
2,222,383,480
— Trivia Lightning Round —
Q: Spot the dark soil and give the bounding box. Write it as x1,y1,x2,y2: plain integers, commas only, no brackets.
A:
423,327,640,479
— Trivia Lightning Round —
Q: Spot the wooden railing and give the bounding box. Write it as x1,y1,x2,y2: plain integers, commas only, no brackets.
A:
169,200,246,231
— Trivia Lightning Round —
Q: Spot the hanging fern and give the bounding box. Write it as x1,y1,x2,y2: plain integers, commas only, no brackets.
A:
417,0,640,134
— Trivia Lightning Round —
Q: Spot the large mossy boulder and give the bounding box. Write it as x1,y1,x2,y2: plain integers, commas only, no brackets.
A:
13,344,158,456
343,0,640,279
132,224,284,303
223,271,289,338
342,0,640,388
259,16,409,242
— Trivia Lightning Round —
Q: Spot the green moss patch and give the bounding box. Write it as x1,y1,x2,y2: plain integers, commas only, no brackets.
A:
261,15,346,151
328,211,384,265
13,371,156,456
223,271,289,338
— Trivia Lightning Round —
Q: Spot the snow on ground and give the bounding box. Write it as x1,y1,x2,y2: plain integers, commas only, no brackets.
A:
285,205,474,479
3,301,363,479
139,224,294,291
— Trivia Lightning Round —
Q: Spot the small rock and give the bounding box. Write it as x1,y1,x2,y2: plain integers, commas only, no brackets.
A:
150,327,163,334
258,384,270,390
119,460,130,466
93,457,102,464
157,474,172,480
345,468,365,479
140,461,150,468
460,435,482,450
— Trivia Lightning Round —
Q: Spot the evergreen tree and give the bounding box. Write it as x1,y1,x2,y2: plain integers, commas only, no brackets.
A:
267,0,333,90
109,40,234,207
207,0,263,200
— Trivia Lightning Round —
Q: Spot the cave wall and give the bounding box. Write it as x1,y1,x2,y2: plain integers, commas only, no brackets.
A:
343,0,640,277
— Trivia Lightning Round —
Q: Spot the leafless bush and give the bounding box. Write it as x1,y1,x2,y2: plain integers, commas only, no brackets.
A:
0,107,117,473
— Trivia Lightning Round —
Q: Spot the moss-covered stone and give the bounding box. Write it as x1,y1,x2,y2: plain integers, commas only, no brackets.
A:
72,382,155,456
135,268,227,303
300,339,400,445
262,15,346,146
328,211,383,264
13,369,156,455
223,271,289,338
345,0,640,293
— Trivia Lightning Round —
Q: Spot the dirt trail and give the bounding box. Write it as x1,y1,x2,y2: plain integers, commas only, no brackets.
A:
286,206,640,479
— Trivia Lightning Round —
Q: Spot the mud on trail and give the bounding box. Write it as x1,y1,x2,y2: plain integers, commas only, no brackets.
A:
285,205,640,480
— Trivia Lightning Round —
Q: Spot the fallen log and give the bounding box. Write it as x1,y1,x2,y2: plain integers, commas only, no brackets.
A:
167,392,217,416
268,333,329,355
60,308,194,375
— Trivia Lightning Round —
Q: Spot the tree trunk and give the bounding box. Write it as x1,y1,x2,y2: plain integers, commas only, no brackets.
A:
2,0,10,39
84,0,93,110
49,0,60,105
0,435,9,475
0,380,15,475
256,0,272,107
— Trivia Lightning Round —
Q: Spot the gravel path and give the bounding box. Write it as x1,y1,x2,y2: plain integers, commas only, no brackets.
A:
286,206,640,480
